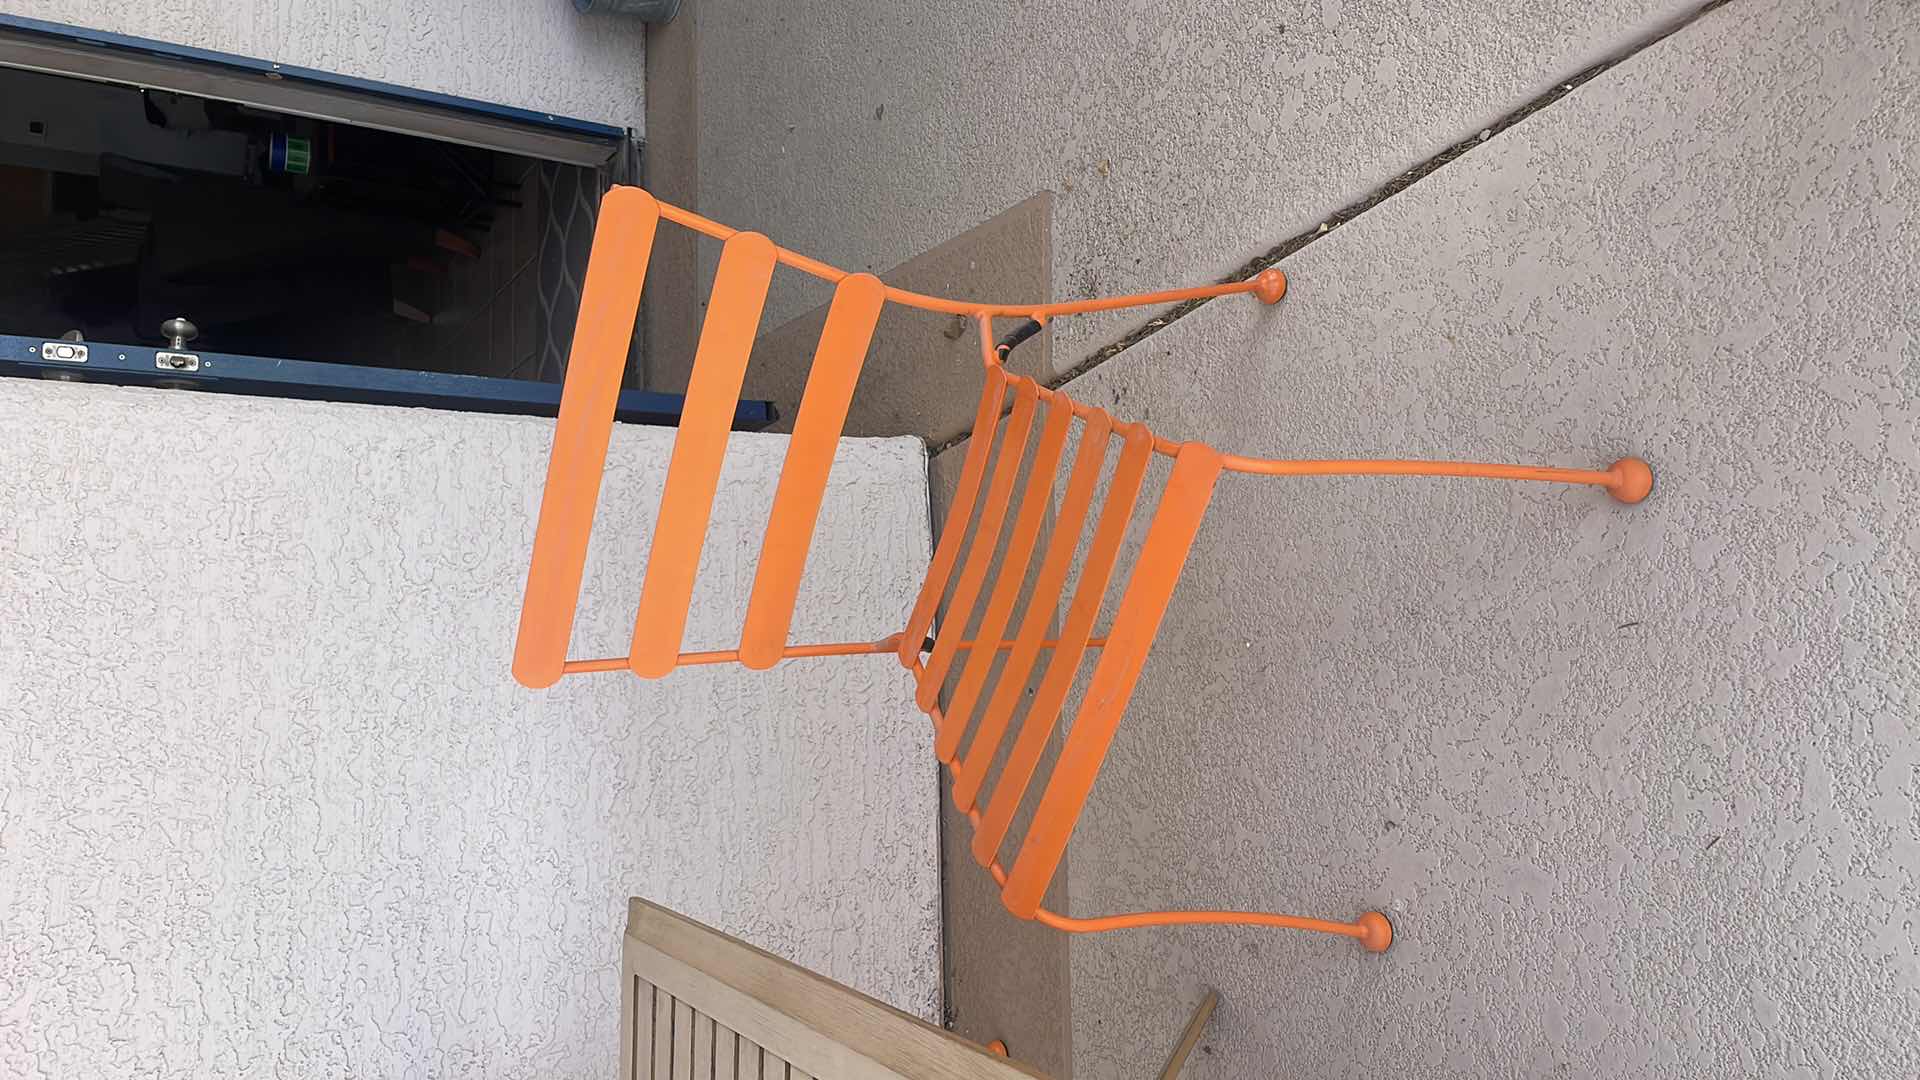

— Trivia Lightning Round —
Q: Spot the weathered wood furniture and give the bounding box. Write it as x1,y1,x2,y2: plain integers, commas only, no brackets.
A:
621,898,1049,1080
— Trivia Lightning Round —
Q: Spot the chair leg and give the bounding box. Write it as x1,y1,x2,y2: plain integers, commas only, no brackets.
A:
1033,905,1394,953
1219,454,1654,504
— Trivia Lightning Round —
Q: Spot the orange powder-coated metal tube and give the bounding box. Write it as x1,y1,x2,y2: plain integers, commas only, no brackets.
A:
558,635,1109,675
1221,454,1654,503
657,198,1264,319
1226,456,1602,483
1015,378,1650,500
979,314,997,367
1032,907,1393,952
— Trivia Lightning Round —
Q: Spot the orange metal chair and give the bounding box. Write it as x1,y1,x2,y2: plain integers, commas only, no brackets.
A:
514,187,1654,955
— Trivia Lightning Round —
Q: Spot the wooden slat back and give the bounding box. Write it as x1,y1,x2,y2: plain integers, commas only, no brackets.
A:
653,983,675,1078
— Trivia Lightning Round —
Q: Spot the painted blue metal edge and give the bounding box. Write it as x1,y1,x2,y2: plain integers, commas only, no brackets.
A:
0,13,629,141
0,336,777,430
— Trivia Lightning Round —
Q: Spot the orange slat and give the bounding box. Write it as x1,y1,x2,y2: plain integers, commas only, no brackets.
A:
918,379,1040,731
936,392,1073,762
970,420,1151,865
896,368,1009,666
951,407,1113,813
512,186,659,689
629,231,777,678
738,273,886,669
1001,442,1223,917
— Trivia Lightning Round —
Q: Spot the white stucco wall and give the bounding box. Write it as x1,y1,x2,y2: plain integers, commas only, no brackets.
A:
1,0,646,131
0,381,939,1077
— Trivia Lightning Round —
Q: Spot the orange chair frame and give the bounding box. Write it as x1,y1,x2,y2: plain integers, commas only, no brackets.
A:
514,187,1653,955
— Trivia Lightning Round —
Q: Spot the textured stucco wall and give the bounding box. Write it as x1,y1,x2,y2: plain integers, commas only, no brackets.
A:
685,0,1697,374
0,381,938,1077
1025,0,1917,1075
1,0,646,130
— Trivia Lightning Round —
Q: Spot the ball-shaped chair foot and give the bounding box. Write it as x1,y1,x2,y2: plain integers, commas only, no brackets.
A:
1606,457,1654,504
1252,268,1288,305
1355,910,1393,953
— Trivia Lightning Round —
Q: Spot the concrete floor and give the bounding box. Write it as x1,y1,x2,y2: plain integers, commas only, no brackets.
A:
652,0,1919,1075
1049,2,1918,1074
667,0,1699,381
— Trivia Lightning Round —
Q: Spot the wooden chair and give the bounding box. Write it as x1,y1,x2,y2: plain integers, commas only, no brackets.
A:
622,897,1043,1079
521,187,1654,955
625,897,1229,1079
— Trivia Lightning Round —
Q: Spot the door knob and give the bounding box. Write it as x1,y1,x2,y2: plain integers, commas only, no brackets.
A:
160,317,198,350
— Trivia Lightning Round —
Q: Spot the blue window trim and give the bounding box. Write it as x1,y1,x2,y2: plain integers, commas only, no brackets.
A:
1,336,777,430
0,13,628,142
